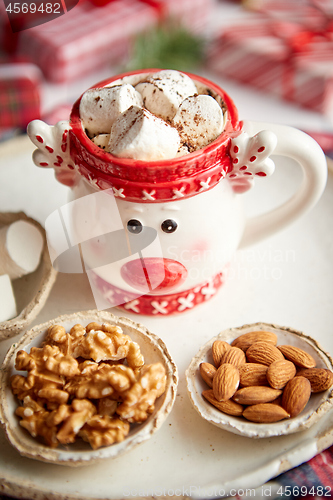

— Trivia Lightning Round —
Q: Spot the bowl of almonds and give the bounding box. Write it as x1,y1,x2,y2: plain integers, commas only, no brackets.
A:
0,310,178,465
186,322,333,438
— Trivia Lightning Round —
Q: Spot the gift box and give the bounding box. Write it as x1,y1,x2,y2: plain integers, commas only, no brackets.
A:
11,0,211,83
207,2,333,115
0,63,41,130
15,0,157,83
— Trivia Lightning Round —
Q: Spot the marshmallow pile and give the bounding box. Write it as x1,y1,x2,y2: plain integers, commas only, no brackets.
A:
79,70,225,161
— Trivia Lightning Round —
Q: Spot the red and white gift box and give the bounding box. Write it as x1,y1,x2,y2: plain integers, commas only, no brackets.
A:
14,0,211,83
16,0,157,83
207,2,333,115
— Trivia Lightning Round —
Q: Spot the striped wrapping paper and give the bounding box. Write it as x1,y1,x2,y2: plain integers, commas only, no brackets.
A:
16,0,158,83
14,0,211,83
0,63,41,129
207,5,333,115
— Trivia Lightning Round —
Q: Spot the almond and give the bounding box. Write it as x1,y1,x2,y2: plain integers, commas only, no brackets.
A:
202,389,243,416
297,368,333,393
199,362,217,388
233,386,282,405
231,331,277,351
213,363,240,401
243,403,290,423
239,363,268,387
220,346,246,367
267,360,296,389
212,340,231,367
277,345,316,368
282,376,311,417
271,396,282,406
246,342,284,366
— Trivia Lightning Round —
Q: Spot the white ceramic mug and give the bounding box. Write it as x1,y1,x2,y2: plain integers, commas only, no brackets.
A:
28,70,327,315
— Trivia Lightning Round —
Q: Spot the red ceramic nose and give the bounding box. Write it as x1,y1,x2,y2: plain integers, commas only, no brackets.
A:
121,258,187,292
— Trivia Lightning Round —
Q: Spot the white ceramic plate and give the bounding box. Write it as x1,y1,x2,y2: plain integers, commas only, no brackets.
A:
186,322,333,438
1,78,333,499
0,310,178,466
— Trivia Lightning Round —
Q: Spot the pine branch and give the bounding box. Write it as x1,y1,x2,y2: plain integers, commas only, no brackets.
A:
126,22,205,72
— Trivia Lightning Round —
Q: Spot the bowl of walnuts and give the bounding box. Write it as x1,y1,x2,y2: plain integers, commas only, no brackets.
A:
0,310,178,465
186,322,333,438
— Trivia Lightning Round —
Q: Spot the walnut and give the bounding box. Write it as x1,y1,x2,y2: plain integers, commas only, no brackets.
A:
70,324,86,337
44,324,87,358
11,374,35,400
12,349,82,409
29,345,61,370
12,343,81,405
64,363,136,399
82,327,131,363
11,373,68,404
79,415,130,450
44,325,73,356
81,323,145,371
65,365,116,400
116,363,166,423
15,350,35,371
69,324,88,358
15,395,47,420
42,322,145,369
44,325,67,345
86,322,102,332
97,398,118,417
79,360,99,375
101,323,123,334
107,364,137,392
15,396,58,448
37,384,69,405
16,344,76,379
56,399,96,445
15,397,97,447
44,352,79,378
46,404,71,427
127,341,144,371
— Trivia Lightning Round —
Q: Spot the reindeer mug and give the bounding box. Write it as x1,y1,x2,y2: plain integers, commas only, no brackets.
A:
28,70,327,315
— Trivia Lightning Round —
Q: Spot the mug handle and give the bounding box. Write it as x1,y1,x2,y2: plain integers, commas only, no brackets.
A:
238,120,328,248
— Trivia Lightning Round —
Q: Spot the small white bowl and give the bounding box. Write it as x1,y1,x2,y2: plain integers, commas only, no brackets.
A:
0,310,178,465
0,212,57,341
186,322,333,438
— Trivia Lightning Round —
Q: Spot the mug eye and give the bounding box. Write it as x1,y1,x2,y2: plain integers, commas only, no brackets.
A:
127,219,143,234
161,219,178,234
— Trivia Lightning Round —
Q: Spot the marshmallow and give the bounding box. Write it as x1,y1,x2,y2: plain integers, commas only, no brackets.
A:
176,145,190,157
0,274,17,322
109,106,180,161
135,70,197,121
172,95,224,151
92,134,110,150
0,221,44,280
80,84,143,137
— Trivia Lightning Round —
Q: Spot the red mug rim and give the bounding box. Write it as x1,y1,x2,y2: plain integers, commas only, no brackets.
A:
69,68,241,170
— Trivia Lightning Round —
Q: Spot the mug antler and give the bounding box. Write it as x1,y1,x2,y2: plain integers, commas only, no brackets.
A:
228,129,277,193
27,120,77,188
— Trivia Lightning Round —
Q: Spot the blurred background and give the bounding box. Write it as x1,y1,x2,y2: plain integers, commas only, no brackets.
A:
0,0,333,162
